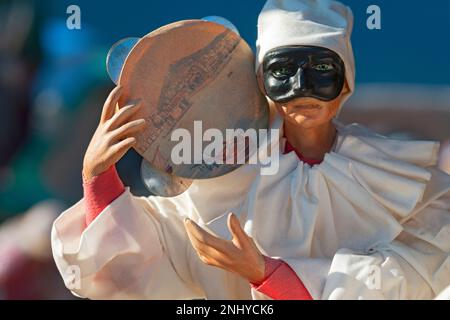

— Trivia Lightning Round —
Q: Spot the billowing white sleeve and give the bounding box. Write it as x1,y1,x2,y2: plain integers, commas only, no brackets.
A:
286,195,450,300
51,188,203,299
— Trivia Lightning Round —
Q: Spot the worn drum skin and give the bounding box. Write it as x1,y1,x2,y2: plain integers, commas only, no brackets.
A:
117,20,269,182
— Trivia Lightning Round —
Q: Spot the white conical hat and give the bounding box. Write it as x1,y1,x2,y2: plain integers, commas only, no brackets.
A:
256,0,355,98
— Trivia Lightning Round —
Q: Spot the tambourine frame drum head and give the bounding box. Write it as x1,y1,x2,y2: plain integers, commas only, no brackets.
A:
118,20,269,180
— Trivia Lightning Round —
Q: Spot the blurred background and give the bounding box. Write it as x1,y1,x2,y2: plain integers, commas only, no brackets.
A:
0,0,449,299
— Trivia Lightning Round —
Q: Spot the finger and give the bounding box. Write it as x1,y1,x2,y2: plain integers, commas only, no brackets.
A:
227,213,249,248
184,218,230,254
185,229,235,269
107,100,142,130
186,229,230,266
195,251,222,268
106,137,136,162
101,86,123,123
109,119,147,142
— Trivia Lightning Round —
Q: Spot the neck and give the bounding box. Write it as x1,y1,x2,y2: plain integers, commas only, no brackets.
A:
284,120,337,161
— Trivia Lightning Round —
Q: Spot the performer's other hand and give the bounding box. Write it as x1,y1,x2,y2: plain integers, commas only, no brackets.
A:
83,86,147,181
184,213,265,284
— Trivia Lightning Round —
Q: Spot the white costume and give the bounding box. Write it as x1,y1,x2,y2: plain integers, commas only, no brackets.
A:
51,0,450,300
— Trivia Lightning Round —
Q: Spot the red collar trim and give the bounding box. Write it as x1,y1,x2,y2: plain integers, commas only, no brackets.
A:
283,140,323,166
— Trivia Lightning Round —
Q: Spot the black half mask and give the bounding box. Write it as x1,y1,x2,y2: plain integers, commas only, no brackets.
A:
262,45,345,103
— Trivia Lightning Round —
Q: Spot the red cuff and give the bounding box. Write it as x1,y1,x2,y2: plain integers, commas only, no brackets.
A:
83,165,125,227
251,256,313,300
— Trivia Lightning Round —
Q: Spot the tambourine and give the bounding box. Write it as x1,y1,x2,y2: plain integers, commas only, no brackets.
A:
106,16,269,196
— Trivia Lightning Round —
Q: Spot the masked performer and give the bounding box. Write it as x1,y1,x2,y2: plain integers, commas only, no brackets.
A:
51,0,450,299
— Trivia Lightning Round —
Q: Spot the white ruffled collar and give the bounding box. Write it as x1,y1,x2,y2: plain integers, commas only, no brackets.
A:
268,113,440,218
182,113,447,251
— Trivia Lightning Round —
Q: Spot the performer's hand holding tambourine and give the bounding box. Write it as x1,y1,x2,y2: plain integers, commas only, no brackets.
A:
82,85,147,182
83,19,269,196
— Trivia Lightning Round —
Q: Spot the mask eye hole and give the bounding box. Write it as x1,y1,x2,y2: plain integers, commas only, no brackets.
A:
313,63,334,71
271,65,296,79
